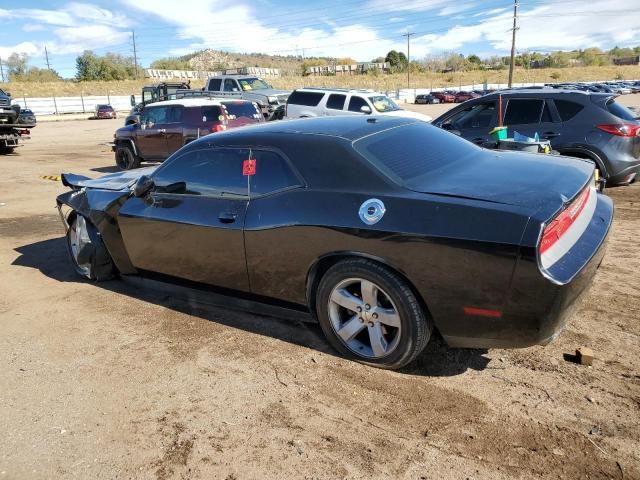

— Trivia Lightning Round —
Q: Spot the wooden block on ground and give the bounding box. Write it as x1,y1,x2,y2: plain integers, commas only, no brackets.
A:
576,347,594,366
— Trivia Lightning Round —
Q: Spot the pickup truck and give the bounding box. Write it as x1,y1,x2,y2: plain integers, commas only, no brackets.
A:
0,88,20,125
204,75,290,120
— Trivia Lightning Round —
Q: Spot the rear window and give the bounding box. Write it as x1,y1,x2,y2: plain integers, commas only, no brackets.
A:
287,91,324,107
606,99,637,121
207,78,222,91
200,106,223,123
353,122,478,185
222,101,261,119
554,100,584,121
326,94,346,110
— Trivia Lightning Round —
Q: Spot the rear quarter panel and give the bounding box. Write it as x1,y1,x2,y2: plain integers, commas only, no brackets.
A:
244,188,530,339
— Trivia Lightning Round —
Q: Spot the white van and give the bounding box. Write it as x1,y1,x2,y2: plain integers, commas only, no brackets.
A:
285,88,432,122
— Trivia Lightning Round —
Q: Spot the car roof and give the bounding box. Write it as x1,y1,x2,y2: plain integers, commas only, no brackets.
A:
147,98,229,107
295,87,382,95
198,116,418,143
487,88,611,99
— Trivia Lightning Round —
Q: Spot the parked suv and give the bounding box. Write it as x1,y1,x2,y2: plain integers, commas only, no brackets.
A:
95,104,116,119
205,75,290,121
432,89,640,185
285,88,432,122
112,98,264,169
0,89,20,125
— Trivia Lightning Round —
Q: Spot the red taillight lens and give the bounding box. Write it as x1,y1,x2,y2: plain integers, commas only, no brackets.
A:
596,123,640,137
540,186,591,254
211,124,227,133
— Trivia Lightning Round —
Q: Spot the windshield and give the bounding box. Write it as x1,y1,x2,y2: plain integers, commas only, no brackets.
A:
369,95,400,112
238,78,271,91
353,122,479,187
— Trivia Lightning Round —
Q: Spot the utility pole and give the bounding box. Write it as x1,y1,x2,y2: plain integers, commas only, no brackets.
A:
508,0,519,88
132,30,139,79
45,46,51,70
0,57,4,82
403,32,414,89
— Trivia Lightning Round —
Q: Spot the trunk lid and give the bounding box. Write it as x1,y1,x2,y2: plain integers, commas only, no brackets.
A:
406,150,594,216
62,166,157,191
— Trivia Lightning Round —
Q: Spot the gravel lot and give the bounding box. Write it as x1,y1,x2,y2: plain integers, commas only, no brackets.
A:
1,98,639,479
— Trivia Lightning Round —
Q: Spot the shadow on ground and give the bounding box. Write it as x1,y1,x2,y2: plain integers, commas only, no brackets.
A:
12,236,490,377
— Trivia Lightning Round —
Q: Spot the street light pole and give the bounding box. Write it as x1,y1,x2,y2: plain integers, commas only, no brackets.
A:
508,0,519,88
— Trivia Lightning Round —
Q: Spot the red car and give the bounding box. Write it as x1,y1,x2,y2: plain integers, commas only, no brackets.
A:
454,91,481,103
432,91,456,103
95,104,116,119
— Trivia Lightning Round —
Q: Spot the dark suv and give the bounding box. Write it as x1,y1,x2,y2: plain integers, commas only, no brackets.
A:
432,89,640,185
112,98,264,169
0,89,20,125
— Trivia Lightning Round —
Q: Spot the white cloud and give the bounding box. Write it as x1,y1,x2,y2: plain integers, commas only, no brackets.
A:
438,4,476,17
0,3,131,59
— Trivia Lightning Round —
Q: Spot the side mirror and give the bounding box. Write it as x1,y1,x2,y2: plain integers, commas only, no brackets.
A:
133,175,154,197
5,92,10,97
360,105,372,114
130,95,136,107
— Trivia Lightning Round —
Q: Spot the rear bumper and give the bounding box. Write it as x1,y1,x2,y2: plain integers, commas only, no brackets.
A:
606,159,640,185
443,193,613,349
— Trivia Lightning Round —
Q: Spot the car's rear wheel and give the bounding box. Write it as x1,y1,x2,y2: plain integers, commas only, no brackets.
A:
115,144,140,170
316,258,431,369
66,213,116,281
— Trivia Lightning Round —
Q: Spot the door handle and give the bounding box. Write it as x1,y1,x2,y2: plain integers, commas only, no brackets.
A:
543,131,560,138
158,128,166,133
218,212,237,224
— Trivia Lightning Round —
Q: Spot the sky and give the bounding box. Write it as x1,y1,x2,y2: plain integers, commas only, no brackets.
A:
0,0,639,78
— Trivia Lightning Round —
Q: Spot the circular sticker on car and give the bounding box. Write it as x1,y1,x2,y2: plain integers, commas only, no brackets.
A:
358,198,386,225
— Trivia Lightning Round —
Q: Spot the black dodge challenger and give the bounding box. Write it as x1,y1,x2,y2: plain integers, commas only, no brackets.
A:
57,117,613,369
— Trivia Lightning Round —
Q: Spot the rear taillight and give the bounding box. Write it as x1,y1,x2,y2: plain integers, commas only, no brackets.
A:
211,124,227,133
539,186,591,254
596,123,640,137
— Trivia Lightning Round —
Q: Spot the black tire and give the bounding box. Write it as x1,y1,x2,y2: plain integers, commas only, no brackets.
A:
115,144,140,170
315,258,431,369
66,213,116,281
0,146,15,154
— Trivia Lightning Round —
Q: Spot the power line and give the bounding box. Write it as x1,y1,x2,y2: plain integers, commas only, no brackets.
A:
508,0,519,88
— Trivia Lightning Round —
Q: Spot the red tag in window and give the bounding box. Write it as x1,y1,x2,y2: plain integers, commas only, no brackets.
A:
243,159,256,176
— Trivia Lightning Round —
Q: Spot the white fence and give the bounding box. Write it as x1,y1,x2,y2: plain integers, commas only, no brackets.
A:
11,95,142,116
9,82,555,116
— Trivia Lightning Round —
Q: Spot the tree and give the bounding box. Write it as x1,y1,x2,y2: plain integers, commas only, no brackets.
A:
6,53,28,79
13,67,62,82
467,54,482,66
76,51,139,81
385,50,408,72
371,56,385,63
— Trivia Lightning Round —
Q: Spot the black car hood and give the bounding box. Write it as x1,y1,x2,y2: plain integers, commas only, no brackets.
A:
62,166,157,190
406,150,594,215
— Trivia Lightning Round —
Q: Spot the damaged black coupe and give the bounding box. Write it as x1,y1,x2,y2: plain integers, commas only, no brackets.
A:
57,117,612,369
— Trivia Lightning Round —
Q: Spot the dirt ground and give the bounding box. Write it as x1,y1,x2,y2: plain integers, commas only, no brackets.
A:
1,99,639,480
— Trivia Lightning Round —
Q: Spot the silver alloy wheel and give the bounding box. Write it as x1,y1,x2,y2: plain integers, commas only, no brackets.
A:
69,215,91,277
328,277,402,359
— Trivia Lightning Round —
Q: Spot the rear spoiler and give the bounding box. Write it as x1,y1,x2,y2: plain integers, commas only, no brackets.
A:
61,172,91,189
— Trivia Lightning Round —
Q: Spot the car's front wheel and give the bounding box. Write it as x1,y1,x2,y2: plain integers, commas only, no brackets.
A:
316,258,431,369
115,144,140,170
66,213,116,281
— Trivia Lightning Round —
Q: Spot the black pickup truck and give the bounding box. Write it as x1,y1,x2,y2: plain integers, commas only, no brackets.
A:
0,88,21,125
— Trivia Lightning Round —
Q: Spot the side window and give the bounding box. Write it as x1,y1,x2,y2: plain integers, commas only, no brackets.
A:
443,102,496,129
153,148,247,196
287,91,324,106
326,94,346,110
348,96,369,113
167,106,183,123
554,100,584,121
142,107,168,125
224,79,239,92
142,90,153,104
208,78,222,91
250,151,301,196
503,99,544,124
